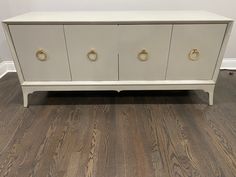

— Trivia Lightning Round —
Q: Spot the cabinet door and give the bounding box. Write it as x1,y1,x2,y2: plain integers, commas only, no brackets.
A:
65,25,118,81
9,25,71,81
118,25,172,80
166,24,227,80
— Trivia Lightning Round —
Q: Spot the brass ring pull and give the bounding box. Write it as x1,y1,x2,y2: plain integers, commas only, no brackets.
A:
87,49,98,61
138,49,149,61
36,49,47,61
188,49,200,61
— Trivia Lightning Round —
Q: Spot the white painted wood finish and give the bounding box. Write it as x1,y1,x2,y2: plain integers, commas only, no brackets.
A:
118,25,172,80
2,11,233,107
167,24,227,80
9,25,71,81
3,11,232,24
212,22,234,81
2,23,24,83
65,25,118,81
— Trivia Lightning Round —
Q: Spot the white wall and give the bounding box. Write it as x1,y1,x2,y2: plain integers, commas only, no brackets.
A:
0,1,11,62
0,0,30,62
0,0,235,61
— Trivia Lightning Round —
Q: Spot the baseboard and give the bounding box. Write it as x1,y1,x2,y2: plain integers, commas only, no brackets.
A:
0,59,236,79
220,58,236,70
0,61,16,79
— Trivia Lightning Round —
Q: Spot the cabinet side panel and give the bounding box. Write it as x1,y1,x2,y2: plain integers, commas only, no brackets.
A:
2,23,24,83
212,22,234,81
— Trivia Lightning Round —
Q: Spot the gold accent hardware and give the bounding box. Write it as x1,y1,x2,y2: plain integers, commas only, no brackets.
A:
36,49,47,61
138,49,149,61
87,49,98,61
188,49,200,61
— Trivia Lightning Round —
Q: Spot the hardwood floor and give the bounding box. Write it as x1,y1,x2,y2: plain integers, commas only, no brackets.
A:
0,71,235,177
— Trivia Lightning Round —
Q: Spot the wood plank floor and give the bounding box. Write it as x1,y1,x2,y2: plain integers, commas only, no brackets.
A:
0,71,235,177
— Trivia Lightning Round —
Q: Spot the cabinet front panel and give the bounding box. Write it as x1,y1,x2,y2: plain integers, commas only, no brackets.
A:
9,25,71,81
65,25,118,81
166,24,227,80
118,25,172,80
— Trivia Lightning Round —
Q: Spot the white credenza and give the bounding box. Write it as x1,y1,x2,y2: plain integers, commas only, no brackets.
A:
2,11,233,107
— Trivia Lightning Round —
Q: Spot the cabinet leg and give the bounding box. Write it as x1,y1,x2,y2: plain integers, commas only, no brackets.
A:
22,88,33,108
204,86,215,106
208,91,214,106
23,92,29,108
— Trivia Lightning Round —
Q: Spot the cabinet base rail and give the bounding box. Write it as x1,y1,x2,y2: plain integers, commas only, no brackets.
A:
22,83,215,107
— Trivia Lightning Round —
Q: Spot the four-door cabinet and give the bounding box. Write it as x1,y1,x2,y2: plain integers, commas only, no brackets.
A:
2,11,233,107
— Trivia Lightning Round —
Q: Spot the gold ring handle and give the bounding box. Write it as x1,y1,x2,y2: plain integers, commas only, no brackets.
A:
36,49,47,61
138,49,149,61
87,49,98,61
188,49,200,61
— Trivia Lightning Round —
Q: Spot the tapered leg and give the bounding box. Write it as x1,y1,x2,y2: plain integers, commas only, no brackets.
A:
22,88,33,108
208,91,214,106
23,91,29,108
204,85,215,106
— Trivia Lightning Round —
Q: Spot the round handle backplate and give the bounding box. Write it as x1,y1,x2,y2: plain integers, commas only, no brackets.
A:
36,49,47,61
138,49,149,61
188,49,200,61
87,49,98,61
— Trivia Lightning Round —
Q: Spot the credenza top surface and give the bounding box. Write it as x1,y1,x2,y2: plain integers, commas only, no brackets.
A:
3,11,233,24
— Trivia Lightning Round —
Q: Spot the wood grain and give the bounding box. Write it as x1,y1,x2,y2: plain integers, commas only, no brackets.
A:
0,71,235,177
